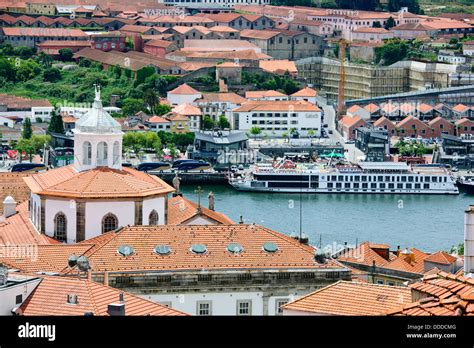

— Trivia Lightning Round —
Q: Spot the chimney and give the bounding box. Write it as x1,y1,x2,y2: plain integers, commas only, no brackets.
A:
464,206,474,276
87,269,92,281
397,245,401,257
103,271,109,286
3,196,16,218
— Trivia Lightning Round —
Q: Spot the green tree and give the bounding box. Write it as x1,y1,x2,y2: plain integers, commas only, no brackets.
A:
22,118,32,139
449,243,464,255
31,134,51,152
15,59,41,81
0,58,16,81
37,52,53,68
15,138,35,162
307,129,315,138
13,47,35,59
48,107,65,134
250,126,262,139
202,116,215,130
375,39,409,65
154,103,171,116
43,67,61,82
372,21,382,28
143,89,159,113
218,115,230,129
121,98,145,116
59,48,74,62
167,143,178,159
384,16,396,30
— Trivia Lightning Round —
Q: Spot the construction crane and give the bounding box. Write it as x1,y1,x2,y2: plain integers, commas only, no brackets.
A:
337,39,348,119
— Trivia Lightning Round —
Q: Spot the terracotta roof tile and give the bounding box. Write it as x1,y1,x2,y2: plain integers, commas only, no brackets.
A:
19,276,187,316
167,196,233,225
168,83,200,95
452,104,469,113
425,251,457,265
197,92,247,104
283,281,412,315
0,172,31,214
245,90,287,99
259,60,297,75
234,100,319,112
45,224,341,274
23,165,174,199
290,87,317,97
172,103,202,116
2,27,87,38
364,103,380,113
0,201,55,246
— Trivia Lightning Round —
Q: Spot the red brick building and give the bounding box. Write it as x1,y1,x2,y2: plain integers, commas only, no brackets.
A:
90,32,126,52
396,116,429,137
427,116,454,138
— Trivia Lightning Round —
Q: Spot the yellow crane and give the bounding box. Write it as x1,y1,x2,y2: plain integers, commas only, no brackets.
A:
337,39,348,119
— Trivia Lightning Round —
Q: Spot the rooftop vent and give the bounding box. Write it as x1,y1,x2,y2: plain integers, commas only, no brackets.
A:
68,254,78,268
76,256,90,272
263,242,278,253
154,245,172,255
117,245,134,257
67,294,78,305
190,244,207,254
227,243,244,254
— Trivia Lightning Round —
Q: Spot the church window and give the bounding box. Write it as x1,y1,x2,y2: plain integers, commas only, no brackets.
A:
149,210,159,225
113,141,120,165
97,142,108,166
83,141,92,165
102,213,118,233
54,212,67,242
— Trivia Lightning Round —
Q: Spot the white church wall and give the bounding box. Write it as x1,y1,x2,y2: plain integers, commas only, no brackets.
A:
29,193,41,230
85,200,135,239
142,196,166,225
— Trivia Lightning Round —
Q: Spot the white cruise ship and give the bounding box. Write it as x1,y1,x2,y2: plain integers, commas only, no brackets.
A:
229,160,459,195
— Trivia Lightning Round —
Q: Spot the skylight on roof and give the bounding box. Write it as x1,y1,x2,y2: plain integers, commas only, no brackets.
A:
117,245,134,256
190,244,207,254
263,242,278,253
227,243,244,254
154,245,172,255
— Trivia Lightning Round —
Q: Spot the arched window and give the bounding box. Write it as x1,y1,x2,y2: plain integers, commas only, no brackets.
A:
83,141,92,165
97,142,108,166
54,212,67,242
149,210,159,226
102,213,118,233
113,141,120,165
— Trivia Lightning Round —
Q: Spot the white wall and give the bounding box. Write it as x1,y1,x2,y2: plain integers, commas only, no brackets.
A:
142,196,166,225
85,201,135,239
44,198,76,243
291,96,318,105
167,93,201,106
144,291,264,315
0,277,41,315
142,290,306,315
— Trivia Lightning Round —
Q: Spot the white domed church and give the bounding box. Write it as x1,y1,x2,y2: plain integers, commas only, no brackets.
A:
24,86,174,243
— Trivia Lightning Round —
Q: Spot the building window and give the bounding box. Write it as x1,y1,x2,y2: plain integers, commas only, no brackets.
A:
97,141,108,166
54,212,67,242
102,213,118,233
377,279,384,285
197,301,212,316
148,210,159,225
237,300,252,316
83,141,92,165
112,141,120,165
16,294,23,304
275,299,288,315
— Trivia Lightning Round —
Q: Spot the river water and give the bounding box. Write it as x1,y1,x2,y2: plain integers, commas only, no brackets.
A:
181,184,472,252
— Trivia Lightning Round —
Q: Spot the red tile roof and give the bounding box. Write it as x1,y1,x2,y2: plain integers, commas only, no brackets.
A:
234,100,320,112
283,280,412,315
259,59,297,75
388,271,474,316
197,92,247,104
172,103,202,116
2,27,87,38
168,83,200,95
337,241,397,267
291,87,317,97
19,276,187,316
0,94,52,109
424,251,457,265
23,165,174,199
0,201,57,246
245,90,287,99
167,196,233,225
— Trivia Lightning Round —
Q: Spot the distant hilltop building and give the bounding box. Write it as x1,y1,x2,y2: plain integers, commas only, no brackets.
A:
157,0,270,9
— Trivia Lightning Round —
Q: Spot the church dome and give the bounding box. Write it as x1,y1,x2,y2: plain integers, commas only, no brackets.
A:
75,86,122,134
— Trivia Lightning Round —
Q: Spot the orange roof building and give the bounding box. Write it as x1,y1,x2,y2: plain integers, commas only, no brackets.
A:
17,276,187,316
22,87,174,244
167,83,202,106
282,280,412,316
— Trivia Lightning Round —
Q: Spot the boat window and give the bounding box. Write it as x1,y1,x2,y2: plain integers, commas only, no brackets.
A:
389,183,394,189
380,183,385,189
397,183,403,189
425,177,430,182
361,176,367,181
444,177,447,182
378,176,383,181
432,176,437,182
406,184,412,189
424,184,430,189
371,183,377,188
345,183,350,188
408,176,414,182
401,176,407,182
362,183,368,188
385,176,390,182
353,183,359,188
415,184,421,189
